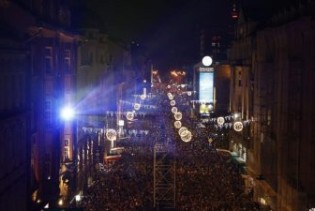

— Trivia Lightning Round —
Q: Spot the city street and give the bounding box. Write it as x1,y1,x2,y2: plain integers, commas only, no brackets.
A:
73,85,260,211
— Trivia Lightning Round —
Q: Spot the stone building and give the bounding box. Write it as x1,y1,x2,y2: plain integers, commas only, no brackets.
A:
1,1,78,210
228,1,315,210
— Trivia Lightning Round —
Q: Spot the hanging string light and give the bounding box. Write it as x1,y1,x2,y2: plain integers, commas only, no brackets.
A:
106,129,117,141
174,111,182,121
174,120,182,129
217,117,225,126
171,107,178,114
180,130,192,142
134,103,141,111
170,100,176,106
233,121,244,132
178,126,188,136
167,93,174,100
126,111,135,121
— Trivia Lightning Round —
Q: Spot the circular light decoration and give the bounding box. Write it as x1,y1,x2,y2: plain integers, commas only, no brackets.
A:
178,127,188,136
187,91,192,96
179,129,190,137
217,117,225,126
181,130,192,142
170,100,176,106
167,92,174,100
134,103,141,110
233,121,244,132
174,111,182,121
167,85,171,89
171,107,178,114
140,94,146,100
126,111,134,121
106,129,117,141
202,55,213,66
174,121,182,129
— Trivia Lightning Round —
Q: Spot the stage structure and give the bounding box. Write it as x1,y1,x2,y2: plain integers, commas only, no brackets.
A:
153,143,176,209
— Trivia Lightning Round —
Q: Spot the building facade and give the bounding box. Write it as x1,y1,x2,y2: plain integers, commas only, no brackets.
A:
1,1,78,210
228,1,315,210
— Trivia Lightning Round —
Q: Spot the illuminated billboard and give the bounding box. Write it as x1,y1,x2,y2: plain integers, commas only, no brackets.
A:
199,72,214,103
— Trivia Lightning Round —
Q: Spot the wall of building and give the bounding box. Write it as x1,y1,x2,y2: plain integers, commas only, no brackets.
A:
228,1,315,210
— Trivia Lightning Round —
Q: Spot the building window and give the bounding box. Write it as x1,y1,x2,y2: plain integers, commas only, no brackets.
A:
45,46,53,74
64,49,71,72
44,97,53,127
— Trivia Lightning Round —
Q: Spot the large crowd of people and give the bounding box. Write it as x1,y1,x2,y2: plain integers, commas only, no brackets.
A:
78,85,260,210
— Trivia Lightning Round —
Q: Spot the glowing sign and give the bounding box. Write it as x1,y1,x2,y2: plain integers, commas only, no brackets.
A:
199,72,214,103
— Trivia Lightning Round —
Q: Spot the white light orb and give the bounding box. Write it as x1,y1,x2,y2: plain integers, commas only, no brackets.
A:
169,95,174,100
167,93,174,100
179,129,190,137
202,55,213,66
170,100,176,106
187,91,192,96
174,121,182,129
233,121,244,132
171,107,178,114
181,130,192,142
178,126,188,136
140,94,146,100
106,129,117,141
217,117,225,126
174,111,182,121
134,103,141,110
126,111,135,121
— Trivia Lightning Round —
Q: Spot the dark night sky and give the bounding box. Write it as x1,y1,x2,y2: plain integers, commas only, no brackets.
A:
73,0,233,71
74,0,300,71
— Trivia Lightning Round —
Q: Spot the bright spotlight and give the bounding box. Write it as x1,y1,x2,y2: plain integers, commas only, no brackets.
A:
60,106,75,121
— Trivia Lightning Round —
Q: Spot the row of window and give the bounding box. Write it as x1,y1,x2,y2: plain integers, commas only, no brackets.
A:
44,46,72,74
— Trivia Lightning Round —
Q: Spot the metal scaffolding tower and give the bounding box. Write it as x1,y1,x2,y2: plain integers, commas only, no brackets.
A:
153,143,176,209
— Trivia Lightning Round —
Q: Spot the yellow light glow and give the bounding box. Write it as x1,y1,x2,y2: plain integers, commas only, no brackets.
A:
58,199,63,206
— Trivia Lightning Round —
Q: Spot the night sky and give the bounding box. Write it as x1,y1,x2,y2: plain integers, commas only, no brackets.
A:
73,0,301,71
72,0,232,71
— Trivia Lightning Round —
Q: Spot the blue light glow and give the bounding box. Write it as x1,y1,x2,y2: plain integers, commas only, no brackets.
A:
199,72,214,103
60,106,75,121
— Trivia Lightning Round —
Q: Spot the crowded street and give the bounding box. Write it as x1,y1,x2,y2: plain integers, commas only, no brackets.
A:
76,84,260,211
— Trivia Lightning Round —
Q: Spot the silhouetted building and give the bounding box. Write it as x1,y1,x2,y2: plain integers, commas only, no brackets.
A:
0,11,31,211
